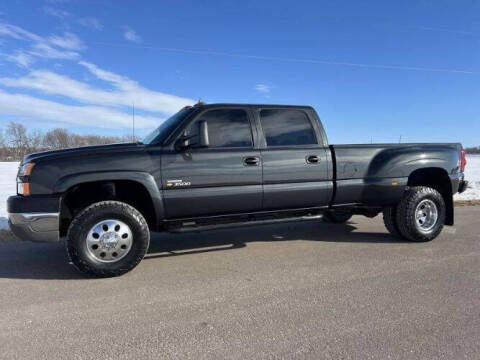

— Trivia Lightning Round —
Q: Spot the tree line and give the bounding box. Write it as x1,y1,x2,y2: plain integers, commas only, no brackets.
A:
0,122,138,161
465,146,480,154
1,121,478,161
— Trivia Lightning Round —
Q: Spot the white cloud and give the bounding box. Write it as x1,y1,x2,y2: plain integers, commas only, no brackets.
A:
78,17,103,31
123,27,141,43
30,42,79,60
48,32,84,50
43,6,70,18
4,50,33,67
79,61,127,85
0,65,194,114
0,23,82,65
0,90,161,129
80,62,193,112
254,84,272,94
0,23,43,42
0,22,193,131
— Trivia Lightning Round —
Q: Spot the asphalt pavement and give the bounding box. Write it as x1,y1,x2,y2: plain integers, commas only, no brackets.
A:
0,206,479,359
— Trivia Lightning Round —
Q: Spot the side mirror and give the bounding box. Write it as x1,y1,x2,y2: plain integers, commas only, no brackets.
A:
175,134,193,151
175,121,209,151
199,120,209,147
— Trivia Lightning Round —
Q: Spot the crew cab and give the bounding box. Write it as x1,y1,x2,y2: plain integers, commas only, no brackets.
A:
7,103,468,277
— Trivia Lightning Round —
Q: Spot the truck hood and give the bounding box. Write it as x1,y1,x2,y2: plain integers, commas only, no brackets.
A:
23,142,145,164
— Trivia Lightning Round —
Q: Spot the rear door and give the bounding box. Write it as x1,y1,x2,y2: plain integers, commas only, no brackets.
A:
161,107,262,218
255,107,332,210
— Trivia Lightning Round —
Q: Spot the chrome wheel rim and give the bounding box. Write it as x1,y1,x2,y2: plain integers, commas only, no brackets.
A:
415,199,438,233
86,219,133,263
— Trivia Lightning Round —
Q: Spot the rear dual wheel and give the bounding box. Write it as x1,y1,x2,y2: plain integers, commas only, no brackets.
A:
382,206,401,237
384,186,445,242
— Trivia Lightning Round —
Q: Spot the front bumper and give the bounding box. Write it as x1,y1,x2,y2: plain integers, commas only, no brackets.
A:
7,195,61,242
8,213,59,242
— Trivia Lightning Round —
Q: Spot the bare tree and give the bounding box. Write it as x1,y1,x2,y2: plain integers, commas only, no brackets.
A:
0,129,5,160
28,129,44,151
6,122,29,159
0,128,5,148
43,128,72,150
1,123,144,161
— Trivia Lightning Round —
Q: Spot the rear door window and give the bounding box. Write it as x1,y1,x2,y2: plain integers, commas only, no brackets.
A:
259,109,317,146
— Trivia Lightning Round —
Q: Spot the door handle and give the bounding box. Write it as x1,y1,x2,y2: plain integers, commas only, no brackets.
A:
243,156,260,166
306,155,320,164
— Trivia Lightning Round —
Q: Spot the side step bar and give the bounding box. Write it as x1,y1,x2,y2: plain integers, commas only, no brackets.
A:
167,214,323,233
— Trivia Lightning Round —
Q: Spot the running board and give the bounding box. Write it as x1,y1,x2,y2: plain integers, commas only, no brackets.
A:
167,214,323,233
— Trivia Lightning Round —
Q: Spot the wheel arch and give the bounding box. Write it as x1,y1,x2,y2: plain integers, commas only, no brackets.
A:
407,167,453,225
57,171,164,235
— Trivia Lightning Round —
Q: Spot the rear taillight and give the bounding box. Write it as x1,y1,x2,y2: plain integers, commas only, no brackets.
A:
460,148,467,172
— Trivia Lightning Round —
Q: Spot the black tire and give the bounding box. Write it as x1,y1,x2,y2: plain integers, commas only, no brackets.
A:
323,210,353,224
395,186,445,242
382,206,401,237
66,201,150,277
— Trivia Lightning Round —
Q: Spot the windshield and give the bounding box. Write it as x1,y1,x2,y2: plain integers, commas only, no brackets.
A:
142,107,193,145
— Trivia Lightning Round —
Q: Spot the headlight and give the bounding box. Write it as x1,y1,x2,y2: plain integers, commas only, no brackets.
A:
17,162,34,196
17,182,30,196
18,162,35,177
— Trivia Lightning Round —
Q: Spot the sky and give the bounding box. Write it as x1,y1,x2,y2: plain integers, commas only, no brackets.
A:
0,0,479,146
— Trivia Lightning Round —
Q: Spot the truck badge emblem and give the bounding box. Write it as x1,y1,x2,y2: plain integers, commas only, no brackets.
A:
166,179,191,187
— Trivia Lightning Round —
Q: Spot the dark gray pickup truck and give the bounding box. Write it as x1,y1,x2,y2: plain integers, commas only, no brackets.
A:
7,103,468,276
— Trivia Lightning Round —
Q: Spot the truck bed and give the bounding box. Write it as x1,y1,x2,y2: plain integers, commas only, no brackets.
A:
330,143,462,206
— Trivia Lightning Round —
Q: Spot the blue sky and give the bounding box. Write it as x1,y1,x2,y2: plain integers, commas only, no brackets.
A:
0,0,479,145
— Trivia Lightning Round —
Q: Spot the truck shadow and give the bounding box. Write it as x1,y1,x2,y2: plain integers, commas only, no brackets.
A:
0,220,404,280
145,220,405,259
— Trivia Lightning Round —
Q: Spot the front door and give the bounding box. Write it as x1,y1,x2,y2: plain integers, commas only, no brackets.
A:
161,108,262,219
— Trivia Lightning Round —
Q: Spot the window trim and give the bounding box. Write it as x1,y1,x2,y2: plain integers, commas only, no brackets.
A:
256,107,320,149
171,107,257,150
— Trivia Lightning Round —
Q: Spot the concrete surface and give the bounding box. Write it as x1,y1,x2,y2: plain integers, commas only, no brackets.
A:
0,206,479,359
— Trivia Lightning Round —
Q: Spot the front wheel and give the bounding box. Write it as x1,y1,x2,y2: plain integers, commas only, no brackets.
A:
66,201,150,277
395,186,445,242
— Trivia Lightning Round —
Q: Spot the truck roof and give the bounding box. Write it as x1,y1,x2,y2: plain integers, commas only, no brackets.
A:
189,102,315,110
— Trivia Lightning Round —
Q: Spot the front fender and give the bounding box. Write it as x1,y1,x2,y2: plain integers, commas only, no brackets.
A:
55,171,165,222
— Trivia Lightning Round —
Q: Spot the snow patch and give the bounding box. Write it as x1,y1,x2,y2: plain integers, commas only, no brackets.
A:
454,155,480,201
0,217,9,231
0,162,18,232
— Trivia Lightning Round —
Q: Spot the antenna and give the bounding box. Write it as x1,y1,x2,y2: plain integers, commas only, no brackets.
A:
132,102,135,141
195,98,205,107
399,135,402,143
